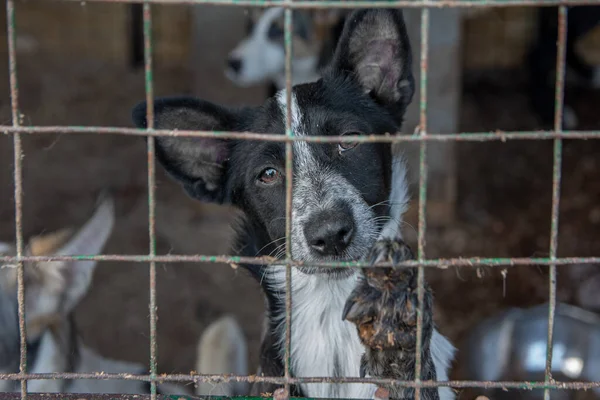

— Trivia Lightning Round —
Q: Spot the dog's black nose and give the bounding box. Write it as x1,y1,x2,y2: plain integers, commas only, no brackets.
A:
304,209,355,256
227,58,242,74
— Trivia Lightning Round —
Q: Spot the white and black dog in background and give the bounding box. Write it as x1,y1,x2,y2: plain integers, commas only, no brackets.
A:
133,9,455,400
225,7,346,99
0,193,248,396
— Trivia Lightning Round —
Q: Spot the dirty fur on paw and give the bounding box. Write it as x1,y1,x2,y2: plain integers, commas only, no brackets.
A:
342,238,429,351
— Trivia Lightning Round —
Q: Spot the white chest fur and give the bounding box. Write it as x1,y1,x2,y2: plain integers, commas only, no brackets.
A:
267,267,456,400
269,268,376,399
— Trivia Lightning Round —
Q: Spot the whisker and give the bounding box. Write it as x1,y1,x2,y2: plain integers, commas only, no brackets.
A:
367,200,392,210
366,214,417,238
268,242,288,259
367,199,410,212
257,236,286,255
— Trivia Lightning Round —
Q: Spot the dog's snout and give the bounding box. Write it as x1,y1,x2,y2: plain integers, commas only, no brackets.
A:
227,58,242,74
304,210,355,256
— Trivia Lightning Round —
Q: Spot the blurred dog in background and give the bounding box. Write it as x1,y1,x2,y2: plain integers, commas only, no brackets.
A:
225,7,346,98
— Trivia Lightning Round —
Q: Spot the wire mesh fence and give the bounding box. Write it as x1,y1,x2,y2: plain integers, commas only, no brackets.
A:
1,0,599,400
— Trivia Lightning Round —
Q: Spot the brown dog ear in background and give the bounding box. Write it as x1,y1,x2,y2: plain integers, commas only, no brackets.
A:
0,193,114,341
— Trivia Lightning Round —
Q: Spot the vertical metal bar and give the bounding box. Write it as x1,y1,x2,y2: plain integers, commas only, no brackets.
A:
283,1,294,395
544,5,567,400
414,7,429,400
143,2,158,399
6,0,27,398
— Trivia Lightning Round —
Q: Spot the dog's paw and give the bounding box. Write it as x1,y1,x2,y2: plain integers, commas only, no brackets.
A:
368,237,414,267
342,238,430,351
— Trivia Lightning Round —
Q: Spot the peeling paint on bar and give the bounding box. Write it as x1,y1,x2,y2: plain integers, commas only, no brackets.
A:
2,125,600,142
2,373,600,391
1,255,600,268
6,0,28,397
544,6,568,400
54,0,600,8
414,7,430,400
283,4,293,396
142,2,159,399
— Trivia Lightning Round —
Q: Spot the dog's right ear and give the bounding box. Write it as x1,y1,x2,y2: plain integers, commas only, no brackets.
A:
328,10,414,123
132,97,238,204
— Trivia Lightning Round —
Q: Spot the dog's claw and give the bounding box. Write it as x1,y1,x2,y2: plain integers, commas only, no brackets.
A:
342,298,356,321
359,362,367,379
344,238,428,351
368,249,381,266
367,238,414,267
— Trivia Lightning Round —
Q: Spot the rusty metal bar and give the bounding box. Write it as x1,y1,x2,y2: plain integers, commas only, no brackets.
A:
2,254,600,268
414,7,430,400
544,6,568,400
283,2,294,395
6,0,28,397
0,395,202,400
0,395,200,400
2,125,600,142
53,0,600,8
3,372,600,391
142,2,159,399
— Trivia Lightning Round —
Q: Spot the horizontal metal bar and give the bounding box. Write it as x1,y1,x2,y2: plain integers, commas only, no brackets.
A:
55,0,600,8
1,126,600,142
0,396,206,400
1,254,598,268
2,372,600,391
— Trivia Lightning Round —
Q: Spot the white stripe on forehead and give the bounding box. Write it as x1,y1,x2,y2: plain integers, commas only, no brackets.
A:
276,90,316,170
275,89,302,135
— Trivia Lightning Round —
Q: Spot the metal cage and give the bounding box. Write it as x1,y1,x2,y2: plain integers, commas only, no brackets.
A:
1,0,600,400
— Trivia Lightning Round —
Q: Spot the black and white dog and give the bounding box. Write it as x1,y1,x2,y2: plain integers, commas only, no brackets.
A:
133,9,455,400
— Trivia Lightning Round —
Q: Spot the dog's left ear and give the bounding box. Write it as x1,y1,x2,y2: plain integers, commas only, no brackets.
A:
329,9,414,120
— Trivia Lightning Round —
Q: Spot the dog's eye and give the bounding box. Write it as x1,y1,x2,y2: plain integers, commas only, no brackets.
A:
338,132,361,153
258,168,282,185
